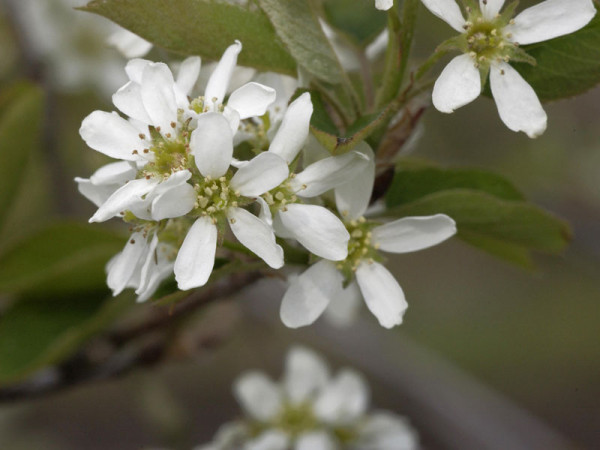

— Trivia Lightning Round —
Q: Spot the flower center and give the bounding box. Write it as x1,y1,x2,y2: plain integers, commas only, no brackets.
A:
192,174,241,220
336,217,379,279
464,20,513,65
262,177,298,212
136,115,195,180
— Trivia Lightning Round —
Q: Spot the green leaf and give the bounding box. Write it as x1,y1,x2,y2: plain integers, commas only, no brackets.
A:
82,0,296,75
385,189,571,265
0,83,44,233
512,13,600,101
0,291,134,385
321,0,387,46
0,222,126,296
386,159,525,206
255,0,345,84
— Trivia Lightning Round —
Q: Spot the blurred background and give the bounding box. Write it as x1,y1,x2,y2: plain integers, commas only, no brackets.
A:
0,0,598,449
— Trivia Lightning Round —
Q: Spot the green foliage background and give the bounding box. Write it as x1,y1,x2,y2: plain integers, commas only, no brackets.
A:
0,0,599,449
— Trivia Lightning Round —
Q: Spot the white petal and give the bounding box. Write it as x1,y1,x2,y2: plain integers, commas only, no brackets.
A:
272,210,295,239
89,161,136,185
80,111,147,160
140,62,178,132
75,178,115,207
107,29,152,59
124,58,150,84
432,54,481,113
222,106,241,135
112,81,152,124
280,260,342,328
277,204,349,261
228,82,276,119
356,262,407,328
314,369,369,425
290,150,370,198
174,217,217,290
372,214,456,254
334,142,375,220
233,372,282,421
358,412,418,450
176,56,201,96
283,346,329,404
256,197,273,226
324,281,362,327
375,0,394,11
205,41,242,107
479,0,505,20
106,232,148,295
136,252,174,302
420,0,466,32
366,29,389,61
135,233,159,295
230,152,289,197
244,431,289,450
227,207,284,269
508,0,596,45
296,432,337,450
191,112,233,178
151,183,196,220
268,92,313,164
490,62,547,138
89,178,158,222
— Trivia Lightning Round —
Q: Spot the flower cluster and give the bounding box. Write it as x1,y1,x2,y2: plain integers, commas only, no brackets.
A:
197,347,418,450
77,42,371,303
422,0,596,137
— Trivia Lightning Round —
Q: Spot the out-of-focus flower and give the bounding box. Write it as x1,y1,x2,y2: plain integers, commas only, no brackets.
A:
198,346,418,450
280,143,456,329
14,0,129,94
107,28,153,59
421,0,596,137
375,0,394,11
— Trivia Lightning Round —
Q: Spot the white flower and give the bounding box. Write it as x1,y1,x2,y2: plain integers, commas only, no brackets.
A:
78,42,289,300
280,142,456,329
254,93,371,261
375,0,394,11
200,346,418,450
173,115,288,290
422,0,596,137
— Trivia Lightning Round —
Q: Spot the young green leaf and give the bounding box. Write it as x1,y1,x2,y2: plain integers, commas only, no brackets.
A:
386,159,525,206
0,83,44,234
0,291,134,385
0,222,126,296
255,0,346,84
82,0,296,75
321,0,387,47
512,13,600,101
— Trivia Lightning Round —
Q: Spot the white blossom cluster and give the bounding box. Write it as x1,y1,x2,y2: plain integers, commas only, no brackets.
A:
77,41,457,328
197,347,418,450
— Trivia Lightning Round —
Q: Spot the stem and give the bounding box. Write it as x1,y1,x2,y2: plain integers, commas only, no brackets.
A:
414,48,450,83
375,3,402,109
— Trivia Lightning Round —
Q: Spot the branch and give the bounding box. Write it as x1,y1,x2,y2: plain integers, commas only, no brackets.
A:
0,271,263,403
